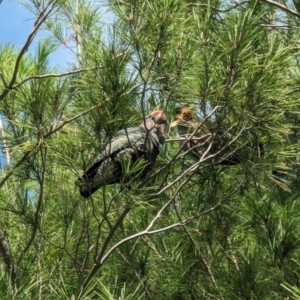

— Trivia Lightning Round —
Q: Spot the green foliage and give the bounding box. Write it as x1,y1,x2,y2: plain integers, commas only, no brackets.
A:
1,0,300,299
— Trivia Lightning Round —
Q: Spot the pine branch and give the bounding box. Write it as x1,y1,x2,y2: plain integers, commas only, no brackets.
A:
0,102,104,189
0,0,60,101
8,48,130,90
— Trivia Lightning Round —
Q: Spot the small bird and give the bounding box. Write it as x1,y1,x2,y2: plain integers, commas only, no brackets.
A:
172,103,263,165
171,103,211,160
77,110,167,197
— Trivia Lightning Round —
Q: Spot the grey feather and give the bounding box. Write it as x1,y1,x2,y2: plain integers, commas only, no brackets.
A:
77,120,166,198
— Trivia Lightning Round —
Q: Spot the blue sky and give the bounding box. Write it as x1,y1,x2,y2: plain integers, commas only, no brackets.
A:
0,1,116,68
0,0,74,68
0,1,33,47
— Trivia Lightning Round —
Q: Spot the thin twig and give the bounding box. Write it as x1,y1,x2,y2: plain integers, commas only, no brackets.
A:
188,1,249,13
258,0,300,17
16,146,47,266
44,102,104,138
12,68,97,89
80,204,131,291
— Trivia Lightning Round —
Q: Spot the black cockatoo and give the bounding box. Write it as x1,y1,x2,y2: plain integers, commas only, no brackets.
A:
171,104,264,165
77,110,167,197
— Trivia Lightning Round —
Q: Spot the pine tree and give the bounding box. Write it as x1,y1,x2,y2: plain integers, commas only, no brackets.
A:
1,0,300,299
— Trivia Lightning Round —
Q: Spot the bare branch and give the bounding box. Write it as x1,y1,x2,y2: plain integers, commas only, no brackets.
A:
79,204,219,293
0,230,17,281
165,134,212,143
188,1,249,13
0,73,8,88
80,204,131,291
258,0,300,17
12,68,97,89
97,177,244,268
259,23,300,29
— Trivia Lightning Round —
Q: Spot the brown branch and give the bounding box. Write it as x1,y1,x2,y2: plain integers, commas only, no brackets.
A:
258,0,300,17
165,134,212,143
16,147,47,266
0,73,8,88
80,204,131,291
12,46,130,89
12,68,97,89
188,1,249,13
79,204,217,293
101,204,220,265
11,45,130,90
0,230,17,281
259,23,300,29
